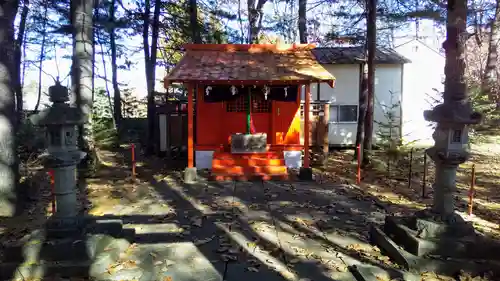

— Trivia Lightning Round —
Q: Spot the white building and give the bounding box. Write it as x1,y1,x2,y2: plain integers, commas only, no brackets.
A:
308,46,409,146
393,38,445,146
306,41,445,147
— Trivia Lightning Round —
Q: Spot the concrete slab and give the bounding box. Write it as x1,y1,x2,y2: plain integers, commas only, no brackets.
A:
106,242,223,281
351,265,420,281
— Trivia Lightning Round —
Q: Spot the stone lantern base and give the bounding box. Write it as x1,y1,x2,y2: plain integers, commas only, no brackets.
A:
368,209,500,276
0,216,137,280
45,216,86,239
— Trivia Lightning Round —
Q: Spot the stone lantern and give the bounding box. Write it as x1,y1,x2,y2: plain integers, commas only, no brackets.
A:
423,101,481,218
31,80,87,233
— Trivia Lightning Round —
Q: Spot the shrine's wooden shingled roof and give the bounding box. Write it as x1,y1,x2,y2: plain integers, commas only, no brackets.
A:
312,46,411,64
164,44,336,87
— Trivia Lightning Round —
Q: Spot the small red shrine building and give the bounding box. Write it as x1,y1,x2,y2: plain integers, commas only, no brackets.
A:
164,44,335,182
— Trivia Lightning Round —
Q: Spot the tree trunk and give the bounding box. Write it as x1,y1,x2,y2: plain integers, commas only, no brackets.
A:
21,25,28,90
428,0,469,218
354,66,367,160
247,0,267,43
34,3,48,113
189,0,201,44
238,0,245,43
481,0,500,105
143,0,152,152
362,0,376,166
99,39,115,125
298,0,307,44
14,0,29,121
0,0,20,217
443,0,467,103
110,0,121,128
145,0,161,154
71,0,94,150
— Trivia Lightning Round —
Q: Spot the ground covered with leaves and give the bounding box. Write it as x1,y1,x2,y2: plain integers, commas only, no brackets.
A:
80,147,494,280
1,144,498,281
312,139,500,240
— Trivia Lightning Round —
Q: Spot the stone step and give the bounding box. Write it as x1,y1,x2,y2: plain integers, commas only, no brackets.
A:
0,234,133,280
212,164,288,175
383,216,471,258
351,264,420,281
86,219,137,242
212,151,283,159
2,238,89,263
1,233,132,263
210,173,289,181
383,216,500,260
0,260,92,280
86,219,127,236
44,218,131,240
212,157,285,167
370,224,500,276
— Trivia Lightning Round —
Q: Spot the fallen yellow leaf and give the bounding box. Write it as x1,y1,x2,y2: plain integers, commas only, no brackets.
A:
247,266,259,272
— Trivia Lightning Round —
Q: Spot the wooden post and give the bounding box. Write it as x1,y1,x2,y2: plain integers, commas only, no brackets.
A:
271,100,275,144
408,148,413,189
187,84,194,168
422,152,427,198
304,84,311,169
322,102,329,165
356,144,361,184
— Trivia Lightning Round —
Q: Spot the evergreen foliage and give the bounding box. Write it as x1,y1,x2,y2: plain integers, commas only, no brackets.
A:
6,0,500,173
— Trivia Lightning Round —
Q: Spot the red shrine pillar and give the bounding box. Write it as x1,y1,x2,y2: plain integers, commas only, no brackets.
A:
303,84,311,168
299,83,313,180
184,83,197,183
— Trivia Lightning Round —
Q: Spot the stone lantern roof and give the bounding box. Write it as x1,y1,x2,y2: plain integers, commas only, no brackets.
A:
30,81,87,126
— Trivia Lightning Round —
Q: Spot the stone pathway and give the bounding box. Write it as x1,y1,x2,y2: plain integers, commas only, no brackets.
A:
81,168,395,281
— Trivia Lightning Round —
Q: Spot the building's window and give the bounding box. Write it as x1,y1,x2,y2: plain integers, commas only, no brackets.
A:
226,94,248,112
329,105,358,123
451,129,462,143
299,102,328,117
251,94,272,113
226,94,271,113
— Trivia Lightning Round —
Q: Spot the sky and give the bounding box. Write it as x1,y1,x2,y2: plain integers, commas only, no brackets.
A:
20,1,445,110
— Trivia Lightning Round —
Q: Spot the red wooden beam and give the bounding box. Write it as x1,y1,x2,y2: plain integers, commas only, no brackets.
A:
304,84,311,169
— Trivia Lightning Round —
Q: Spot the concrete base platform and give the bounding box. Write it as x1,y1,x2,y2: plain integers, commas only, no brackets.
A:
384,216,472,258
382,215,500,260
133,242,222,281
370,224,500,276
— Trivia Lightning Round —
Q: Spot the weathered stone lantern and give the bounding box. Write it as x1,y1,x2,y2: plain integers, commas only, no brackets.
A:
423,101,481,218
31,80,87,233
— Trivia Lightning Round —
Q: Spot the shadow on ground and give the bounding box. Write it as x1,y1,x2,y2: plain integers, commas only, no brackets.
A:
4,144,499,280
85,146,428,281
0,168,51,280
